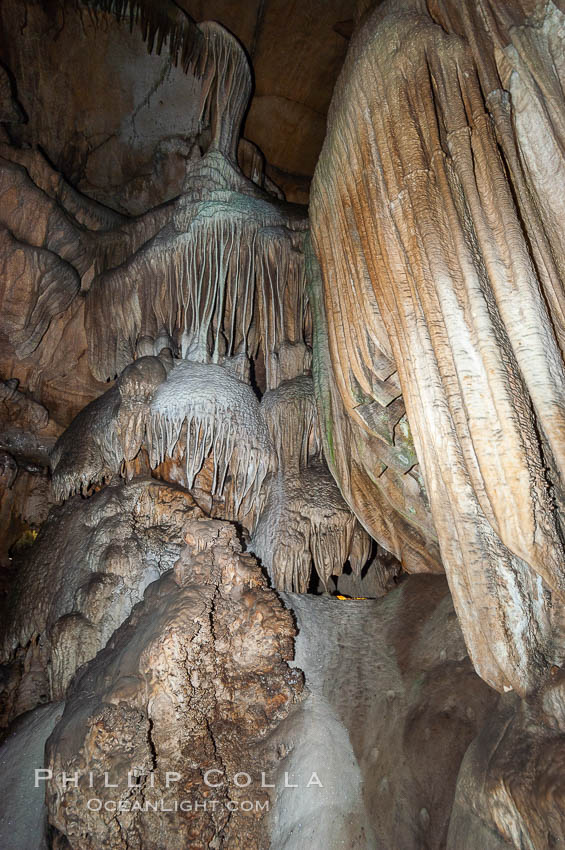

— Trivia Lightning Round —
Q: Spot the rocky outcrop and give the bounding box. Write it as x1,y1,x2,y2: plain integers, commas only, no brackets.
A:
45,520,302,849
0,479,202,723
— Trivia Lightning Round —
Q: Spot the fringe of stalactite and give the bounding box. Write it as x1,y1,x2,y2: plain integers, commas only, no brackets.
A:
348,524,373,577
250,467,366,593
79,3,250,155
87,214,308,382
51,425,122,503
255,228,310,390
79,0,204,71
147,409,270,515
254,506,357,594
52,469,112,503
145,360,275,515
309,514,357,590
272,537,312,594
260,376,321,473
52,362,275,519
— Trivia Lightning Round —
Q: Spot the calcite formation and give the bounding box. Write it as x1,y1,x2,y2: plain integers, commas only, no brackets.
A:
45,520,302,850
2,0,565,847
49,353,369,591
0,479,203,719
251,373,371,592
310,0,565,696
276,576,499,850
147,360,274,513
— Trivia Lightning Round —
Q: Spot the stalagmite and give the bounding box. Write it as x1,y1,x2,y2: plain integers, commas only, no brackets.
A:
44,520,301,850
0,479,203,709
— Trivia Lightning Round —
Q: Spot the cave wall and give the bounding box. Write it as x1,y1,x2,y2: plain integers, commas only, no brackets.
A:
0,0,353,205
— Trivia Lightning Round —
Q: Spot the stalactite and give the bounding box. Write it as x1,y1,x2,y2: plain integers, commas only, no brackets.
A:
146,360,275,515
250,465,362,593
260,376,321,473
51,357,276,521
251,372,371,592
85,180,310,384
197,22,252,161
50,386,122,502
76,0,204,72
254,227,311,390
310,0,565,694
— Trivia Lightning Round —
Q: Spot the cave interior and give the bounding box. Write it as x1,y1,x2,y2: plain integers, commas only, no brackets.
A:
1,1,565,848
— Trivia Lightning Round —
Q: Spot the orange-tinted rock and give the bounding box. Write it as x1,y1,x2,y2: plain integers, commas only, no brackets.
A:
310,0,565,695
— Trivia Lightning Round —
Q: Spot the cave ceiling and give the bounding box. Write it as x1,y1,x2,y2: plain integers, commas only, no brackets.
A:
0,0,353,206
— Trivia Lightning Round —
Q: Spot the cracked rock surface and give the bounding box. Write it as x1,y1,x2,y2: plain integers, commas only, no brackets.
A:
45,520,302,849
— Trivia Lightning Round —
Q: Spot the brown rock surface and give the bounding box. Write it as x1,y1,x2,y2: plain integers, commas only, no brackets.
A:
448,670,565,849
310,0,565,695
45,519,302,849
1,0,353,204
0,478,202,723
0,2,204,214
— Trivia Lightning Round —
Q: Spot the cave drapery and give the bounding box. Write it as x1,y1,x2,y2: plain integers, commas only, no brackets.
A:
311,0,565,696
1,0,565,848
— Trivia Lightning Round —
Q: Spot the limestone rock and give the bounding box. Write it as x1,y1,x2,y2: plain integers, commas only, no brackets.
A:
275,575,499,850
250,372,372,592
448,671,565,849
310,0,565,694
0,478,202,719
45,520,302,849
